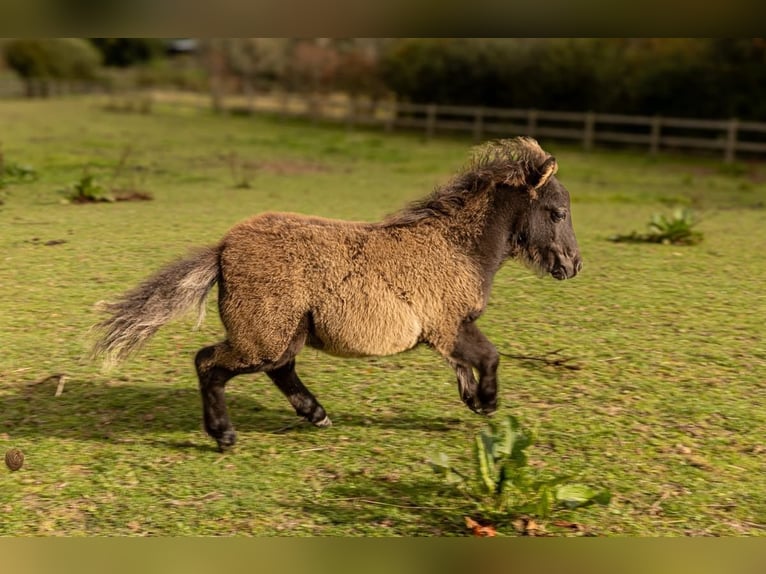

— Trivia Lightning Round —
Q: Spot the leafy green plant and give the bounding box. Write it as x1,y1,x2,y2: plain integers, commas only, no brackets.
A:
430,415,611,522
60,149,153,204
609,207,703,245
0,146,38,189
60,171,113,203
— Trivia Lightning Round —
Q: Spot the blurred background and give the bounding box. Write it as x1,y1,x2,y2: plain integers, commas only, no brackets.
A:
2,38,766,539
1,38,765,118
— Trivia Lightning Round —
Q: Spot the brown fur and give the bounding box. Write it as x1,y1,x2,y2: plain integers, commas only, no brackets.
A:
91,137,581,449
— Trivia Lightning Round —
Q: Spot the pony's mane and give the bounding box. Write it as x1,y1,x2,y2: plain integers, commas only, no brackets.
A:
382,137,550,227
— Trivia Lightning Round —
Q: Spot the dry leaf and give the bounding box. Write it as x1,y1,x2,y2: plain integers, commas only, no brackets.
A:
464,516,497,537
127,520,142,533
552,520,586,533
512,516,546,536
525,519,541,534
686,455,712,470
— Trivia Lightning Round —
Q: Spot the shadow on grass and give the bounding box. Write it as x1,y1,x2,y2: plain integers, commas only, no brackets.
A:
298,474,472,536
1,379,467,452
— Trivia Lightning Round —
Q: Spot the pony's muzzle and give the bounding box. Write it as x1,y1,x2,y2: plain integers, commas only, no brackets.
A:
551,256,582,280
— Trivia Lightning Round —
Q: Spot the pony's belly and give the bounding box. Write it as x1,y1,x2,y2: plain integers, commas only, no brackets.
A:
310,303,422,358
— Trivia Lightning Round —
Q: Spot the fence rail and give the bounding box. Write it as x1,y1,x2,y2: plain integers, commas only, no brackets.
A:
217,93,766,163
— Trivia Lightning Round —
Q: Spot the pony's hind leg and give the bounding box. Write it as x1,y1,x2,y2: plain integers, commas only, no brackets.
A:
266,360,331,427
447,321,499,416
195,341,260,450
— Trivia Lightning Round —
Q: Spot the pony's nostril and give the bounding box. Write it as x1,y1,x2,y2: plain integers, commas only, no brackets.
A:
576,259,583,273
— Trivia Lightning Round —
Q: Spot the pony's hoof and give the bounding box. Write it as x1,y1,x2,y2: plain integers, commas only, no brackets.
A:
479,402,498,417
470,401,497,417
313,415,332,428
215,429,237,451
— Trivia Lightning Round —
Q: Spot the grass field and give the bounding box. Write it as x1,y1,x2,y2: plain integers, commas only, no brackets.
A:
1,97,765,536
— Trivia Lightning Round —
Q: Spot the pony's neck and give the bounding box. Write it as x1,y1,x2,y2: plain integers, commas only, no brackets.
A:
437,190,512,282
475,202,513,278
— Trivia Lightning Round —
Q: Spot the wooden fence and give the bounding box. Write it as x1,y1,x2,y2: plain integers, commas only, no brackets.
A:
250,94,766,163
5,79,766,162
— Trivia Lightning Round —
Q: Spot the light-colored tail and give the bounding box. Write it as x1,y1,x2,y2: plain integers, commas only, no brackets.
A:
91,245,221,368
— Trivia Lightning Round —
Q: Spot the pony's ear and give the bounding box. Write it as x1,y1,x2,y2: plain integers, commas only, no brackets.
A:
528,156,558,190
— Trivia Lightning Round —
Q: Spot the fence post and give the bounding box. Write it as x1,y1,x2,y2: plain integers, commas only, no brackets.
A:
346,98,356,131
426,104,437,139
583,111,595,151
385,101,397,133
472,107,484,142
243,79,254,115
310,94,320,124
526,109,538,138
280,92,289,117
725,118,739,163
650,116,662,155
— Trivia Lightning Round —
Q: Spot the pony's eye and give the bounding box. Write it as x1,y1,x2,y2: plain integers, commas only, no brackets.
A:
552,209,567,222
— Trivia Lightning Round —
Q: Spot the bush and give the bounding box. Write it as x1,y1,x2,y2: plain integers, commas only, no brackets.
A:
380,39,622,110
5,38,102,80
379,38,766,121
4,38,102,96
380,39,510,107
334,49,389,101
89,38,163,68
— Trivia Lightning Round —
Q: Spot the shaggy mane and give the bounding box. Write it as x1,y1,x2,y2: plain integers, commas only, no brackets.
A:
382,137,550,227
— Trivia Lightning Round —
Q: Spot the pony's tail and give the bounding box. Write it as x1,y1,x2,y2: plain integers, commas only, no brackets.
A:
91,245,222,369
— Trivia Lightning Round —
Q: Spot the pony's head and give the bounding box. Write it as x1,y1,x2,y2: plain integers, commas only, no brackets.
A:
473,138,582,280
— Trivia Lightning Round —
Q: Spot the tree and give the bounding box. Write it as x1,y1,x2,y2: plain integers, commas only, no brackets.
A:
4,38,102,97
89,38,163,67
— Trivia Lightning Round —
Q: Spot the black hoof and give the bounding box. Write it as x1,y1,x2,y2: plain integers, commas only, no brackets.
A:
467,399,497,417
214,429,237,451
303,406,331,428
478,399,498,417
480,405,497,417
312,415,332,427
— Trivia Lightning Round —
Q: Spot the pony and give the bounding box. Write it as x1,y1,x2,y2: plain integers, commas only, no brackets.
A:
92,137,582,450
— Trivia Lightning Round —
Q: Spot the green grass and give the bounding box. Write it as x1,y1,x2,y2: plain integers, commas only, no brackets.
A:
1,97,765,536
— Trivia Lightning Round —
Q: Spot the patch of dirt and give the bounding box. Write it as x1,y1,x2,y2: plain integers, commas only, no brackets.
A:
68,196,108,204
113,190,153,202
256,160,332,176
197,154,334,176
69,190,153,204
25,238,67,246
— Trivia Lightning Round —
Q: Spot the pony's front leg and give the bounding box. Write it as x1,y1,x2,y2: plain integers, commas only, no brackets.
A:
448,321,499,416
449,362,480,412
